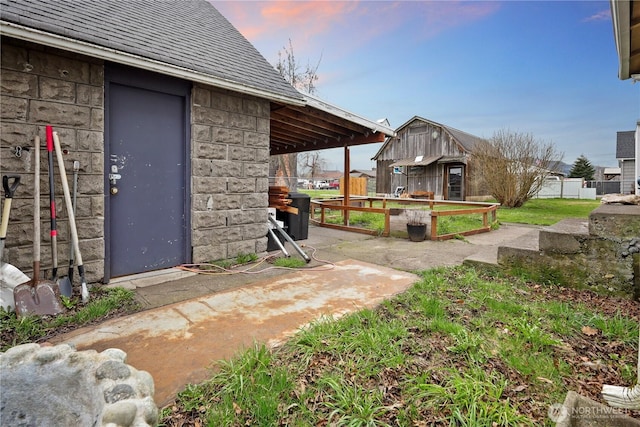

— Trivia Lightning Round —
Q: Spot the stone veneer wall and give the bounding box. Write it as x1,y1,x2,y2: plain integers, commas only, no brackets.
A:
190,84,270,262
2,37,272,284
1,37,105,283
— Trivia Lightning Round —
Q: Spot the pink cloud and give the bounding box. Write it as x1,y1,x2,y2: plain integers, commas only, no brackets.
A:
583,9,611,22
215,1,499,54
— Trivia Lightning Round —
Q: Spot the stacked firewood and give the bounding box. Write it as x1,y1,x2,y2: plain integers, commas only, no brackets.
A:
268,186,299,214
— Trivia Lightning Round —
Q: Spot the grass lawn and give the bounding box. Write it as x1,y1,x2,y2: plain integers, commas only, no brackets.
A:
303,192,601,235
161,267,639,426
497,198,601,226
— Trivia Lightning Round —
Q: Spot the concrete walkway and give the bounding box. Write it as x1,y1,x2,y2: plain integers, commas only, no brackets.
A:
51,223,539,407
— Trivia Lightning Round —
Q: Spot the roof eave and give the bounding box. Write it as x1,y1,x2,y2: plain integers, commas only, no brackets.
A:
1,21,306,106
610,0,631,80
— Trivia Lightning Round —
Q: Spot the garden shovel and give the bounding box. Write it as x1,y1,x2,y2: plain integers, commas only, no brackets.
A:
0,174,29,312
14,136,65,317
57,161,79,298
53,132,89,303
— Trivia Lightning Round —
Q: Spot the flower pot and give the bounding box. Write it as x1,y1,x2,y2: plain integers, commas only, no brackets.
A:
407,223,427,242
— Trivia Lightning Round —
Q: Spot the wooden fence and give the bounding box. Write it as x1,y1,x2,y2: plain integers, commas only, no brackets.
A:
309,196,499,241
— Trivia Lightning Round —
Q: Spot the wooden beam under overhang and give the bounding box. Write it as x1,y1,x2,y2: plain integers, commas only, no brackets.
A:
271,131,386,155
286,104,369,134
271,114,344,140
272,106,358,136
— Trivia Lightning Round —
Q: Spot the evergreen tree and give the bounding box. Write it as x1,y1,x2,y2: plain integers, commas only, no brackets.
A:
568,155,595,181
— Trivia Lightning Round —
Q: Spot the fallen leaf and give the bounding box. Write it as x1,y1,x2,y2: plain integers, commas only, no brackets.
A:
512,385,528,392
233,401,242,415
581,326,599,336
537,376,554,384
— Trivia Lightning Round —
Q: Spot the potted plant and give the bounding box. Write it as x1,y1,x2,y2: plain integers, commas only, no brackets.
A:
406,209,428,241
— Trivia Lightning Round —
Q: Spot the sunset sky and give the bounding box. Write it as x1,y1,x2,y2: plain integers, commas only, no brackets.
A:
214,1,639,171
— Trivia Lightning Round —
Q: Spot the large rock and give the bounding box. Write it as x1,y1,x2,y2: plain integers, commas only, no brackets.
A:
0,343,158,427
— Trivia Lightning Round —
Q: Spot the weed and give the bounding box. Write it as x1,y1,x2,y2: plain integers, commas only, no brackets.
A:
235,253,258,265
1,287,138,351
319,376,388,426
60,295,76,310
410,367,532,426
272,257,307,268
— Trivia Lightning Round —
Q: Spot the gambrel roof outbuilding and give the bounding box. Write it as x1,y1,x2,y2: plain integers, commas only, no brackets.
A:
372,116,485,162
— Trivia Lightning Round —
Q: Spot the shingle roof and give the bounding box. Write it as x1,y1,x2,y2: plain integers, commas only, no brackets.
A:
372,116,485,160
616,130,635,159
0,0,303,102
616,130,636,159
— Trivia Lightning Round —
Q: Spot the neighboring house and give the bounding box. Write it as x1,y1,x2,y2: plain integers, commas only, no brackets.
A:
0,0,394,283
350,169,376,179
603,167,621,181
313,170,344,181
372,116,485,200
616,130,637,194
549,160,571,177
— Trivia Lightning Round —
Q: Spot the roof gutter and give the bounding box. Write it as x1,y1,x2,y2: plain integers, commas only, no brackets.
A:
1,21,306,106
610,0,631,80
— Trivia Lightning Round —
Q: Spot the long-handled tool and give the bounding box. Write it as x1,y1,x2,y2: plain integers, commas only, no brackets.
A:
58,161,79,297
268,213,310,263
14,136,65,317
602,326,640,409
46,125,63,293
0,175,29,312
53,132,89,303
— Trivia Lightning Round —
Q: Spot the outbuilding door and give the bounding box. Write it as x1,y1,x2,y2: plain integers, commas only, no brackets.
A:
446,165,464,201
105,65,191,280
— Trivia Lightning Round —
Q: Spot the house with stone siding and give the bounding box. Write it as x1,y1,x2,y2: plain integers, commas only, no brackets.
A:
0,0,394,284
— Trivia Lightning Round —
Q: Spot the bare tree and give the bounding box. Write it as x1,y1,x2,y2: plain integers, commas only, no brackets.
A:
298,152,326,184
271,40,323,190
276,39,321,95
471,129,562,208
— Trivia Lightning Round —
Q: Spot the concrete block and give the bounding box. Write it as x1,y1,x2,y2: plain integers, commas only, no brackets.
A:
192,86,211,107
212,127,243,144
192,105,226,126
539,219,589,254
39,77,76,102
590,205,640,240
29,100,91,127
1,96,28,120
194,142,227,160
1,69,37,96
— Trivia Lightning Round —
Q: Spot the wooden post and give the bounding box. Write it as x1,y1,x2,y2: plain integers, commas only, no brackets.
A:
384,210,390,236
431,213,438,240
344,146,350,226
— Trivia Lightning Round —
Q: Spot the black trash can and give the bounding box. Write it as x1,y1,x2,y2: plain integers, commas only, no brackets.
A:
276,192,310,241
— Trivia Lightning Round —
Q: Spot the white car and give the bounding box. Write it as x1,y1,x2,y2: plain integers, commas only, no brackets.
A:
314,180,330,189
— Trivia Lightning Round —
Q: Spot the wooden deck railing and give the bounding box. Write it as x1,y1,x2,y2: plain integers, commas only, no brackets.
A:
310,199,391,236
309,196,499,240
